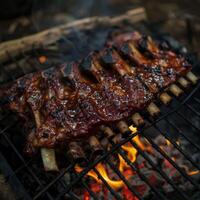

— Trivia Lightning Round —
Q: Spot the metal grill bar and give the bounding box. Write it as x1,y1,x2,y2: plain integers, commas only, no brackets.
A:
185,103,200,117
174,110,200,132
0,121,17,135
165,119,200,151
6,158,34,180
33,164,74,200
193,97,200,104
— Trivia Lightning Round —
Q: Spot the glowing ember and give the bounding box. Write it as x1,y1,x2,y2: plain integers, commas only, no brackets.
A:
38,55,47,64
166,139,171,146
188,170,199,176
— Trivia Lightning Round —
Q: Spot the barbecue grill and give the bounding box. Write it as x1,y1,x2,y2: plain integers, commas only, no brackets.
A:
0,8,200,200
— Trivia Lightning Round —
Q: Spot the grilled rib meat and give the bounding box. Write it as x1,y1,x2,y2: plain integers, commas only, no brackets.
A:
0,31,192,154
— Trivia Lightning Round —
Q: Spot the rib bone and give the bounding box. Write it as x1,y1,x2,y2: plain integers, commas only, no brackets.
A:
178,77,189,88
41,148,58,171
131,113,145,127
169,84,183,97
159,92,172,105
186,72,198,84
89,136,103,158
147,102,160,116
117,120,131,136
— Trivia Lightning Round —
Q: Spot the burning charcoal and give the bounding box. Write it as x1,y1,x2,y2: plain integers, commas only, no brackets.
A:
178,77,190,88
169,84,183,97
159,92,172,105
117,120,131,136
147,102,160,117
186,71,198,84
179,181,194,191
147,171,164,187
136,154,146,166
154,135,166,146
131,113,145,127
153,149,164,161
162,183,174,193
144,154,158,169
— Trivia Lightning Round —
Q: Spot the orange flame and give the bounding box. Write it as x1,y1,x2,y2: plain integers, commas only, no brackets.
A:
188,170,199,176
118,143,137,173
75,163,124,190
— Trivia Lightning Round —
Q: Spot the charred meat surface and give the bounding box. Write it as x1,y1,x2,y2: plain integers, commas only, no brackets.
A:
0,31,192,154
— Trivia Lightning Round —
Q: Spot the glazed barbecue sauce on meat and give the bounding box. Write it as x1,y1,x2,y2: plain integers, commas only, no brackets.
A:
1,31,192,154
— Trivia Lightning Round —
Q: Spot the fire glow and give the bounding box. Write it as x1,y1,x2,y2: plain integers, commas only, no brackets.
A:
75,126,199,198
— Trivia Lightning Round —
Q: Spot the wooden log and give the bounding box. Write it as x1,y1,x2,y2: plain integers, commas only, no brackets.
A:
0,7,146,63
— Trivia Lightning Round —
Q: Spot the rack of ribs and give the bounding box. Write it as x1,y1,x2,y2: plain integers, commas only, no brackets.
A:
0,31,198,170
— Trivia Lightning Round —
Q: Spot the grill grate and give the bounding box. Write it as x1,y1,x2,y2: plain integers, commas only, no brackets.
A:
0,23,200,200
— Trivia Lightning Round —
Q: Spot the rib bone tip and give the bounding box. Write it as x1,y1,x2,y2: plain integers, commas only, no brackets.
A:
131,113,145,126
117,120,131,136
178,77,189,88
160,92,172,105
186,72,198,84
169,84,183,97
147,102,160,116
